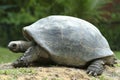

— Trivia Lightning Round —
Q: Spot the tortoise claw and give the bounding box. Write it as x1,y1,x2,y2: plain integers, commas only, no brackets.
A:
87,70,92,75
109,64,115,67
12,56,29,68
93,72,97,76
87,70,98,76
12,60,28,68
87,60,105,76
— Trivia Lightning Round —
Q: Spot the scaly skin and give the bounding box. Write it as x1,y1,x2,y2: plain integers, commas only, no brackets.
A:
86,56,116,76
12,46,40,67
12,45,50,67
87,60,105,76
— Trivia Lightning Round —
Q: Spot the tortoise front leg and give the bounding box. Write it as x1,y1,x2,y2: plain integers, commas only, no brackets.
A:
12,46,39,67
8,40,33,53
86,60,105,76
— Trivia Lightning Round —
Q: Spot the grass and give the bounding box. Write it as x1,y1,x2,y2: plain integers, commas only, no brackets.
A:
115,51,120,59
0,47,21,64
0,67,37,80
0,47,120,64
0,68,36,75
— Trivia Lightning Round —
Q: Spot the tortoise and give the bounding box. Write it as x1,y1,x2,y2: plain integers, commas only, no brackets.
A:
8,15,116,76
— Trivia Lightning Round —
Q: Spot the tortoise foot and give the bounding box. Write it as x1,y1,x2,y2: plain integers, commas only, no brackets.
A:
86,60,105,76
12,57,29,68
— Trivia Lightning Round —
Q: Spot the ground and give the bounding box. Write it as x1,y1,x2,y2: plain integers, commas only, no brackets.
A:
0,48,120,80
0,61,120,80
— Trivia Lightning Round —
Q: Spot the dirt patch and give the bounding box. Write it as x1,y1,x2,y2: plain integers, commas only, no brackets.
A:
0,61,120,80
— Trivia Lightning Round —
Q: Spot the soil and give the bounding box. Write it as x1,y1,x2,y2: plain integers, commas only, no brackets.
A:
0,61,120,80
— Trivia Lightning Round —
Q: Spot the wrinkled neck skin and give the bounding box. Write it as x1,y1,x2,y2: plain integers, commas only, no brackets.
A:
19,41,34,52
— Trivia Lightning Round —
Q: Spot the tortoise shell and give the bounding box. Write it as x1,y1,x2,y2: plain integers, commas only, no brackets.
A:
23,15,113,66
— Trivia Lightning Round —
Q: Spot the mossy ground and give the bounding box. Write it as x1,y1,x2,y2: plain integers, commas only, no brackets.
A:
0,63,120,80
0,47,120,80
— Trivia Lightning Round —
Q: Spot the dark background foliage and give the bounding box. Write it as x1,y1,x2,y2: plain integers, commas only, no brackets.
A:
0,0,120,51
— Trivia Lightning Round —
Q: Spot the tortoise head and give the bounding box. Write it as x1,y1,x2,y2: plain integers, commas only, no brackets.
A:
8,41,21,53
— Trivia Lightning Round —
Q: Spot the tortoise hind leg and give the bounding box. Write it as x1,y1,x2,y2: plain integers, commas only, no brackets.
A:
86,60,105,76
86,56,117,76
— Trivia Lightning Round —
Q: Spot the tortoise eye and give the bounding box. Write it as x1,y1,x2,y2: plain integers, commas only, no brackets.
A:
12,44,17,48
